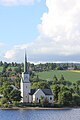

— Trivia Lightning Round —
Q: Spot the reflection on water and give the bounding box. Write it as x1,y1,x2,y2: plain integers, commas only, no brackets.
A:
0,109,80,120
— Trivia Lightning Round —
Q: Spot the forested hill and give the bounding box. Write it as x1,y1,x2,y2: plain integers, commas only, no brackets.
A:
0,61,80,74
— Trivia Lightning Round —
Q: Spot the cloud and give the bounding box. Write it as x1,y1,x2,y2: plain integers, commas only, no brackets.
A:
0,0,39,5
0,42,4,48
4,49,17,59
38,0,80,55
4,0,80,62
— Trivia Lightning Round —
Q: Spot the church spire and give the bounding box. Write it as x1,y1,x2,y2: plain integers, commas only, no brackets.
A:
24,51,28,73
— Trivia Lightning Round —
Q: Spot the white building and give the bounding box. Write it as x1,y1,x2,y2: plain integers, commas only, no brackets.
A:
21,53,54,104
31,89,54,104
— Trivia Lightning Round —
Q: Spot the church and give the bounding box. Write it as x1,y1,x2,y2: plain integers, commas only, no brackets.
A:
21,53,54,104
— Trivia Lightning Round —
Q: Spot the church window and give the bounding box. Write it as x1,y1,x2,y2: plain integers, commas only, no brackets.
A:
50,97,52,100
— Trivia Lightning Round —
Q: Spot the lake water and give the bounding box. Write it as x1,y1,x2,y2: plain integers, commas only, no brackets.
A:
0,108,80,120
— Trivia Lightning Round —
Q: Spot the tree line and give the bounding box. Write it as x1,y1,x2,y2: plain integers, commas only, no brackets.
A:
0,61,80,74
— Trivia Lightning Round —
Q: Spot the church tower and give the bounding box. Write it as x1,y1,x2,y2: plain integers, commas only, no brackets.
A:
21,52,31,103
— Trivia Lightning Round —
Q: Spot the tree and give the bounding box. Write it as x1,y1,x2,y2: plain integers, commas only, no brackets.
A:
59,74,65,85
40,96,49,107
52,85,60,102
60,74,65,81
58,91,72,106
2,66,6,73
51,63,56,70
53,75,58,84
32,82,50,89
72,94,80,106
10,89,21,102
76,80,80,85
14,77,21,89
14,66,21,74
0,84,13,101
0,97,8,104
0,61,3,66
0,83,21,103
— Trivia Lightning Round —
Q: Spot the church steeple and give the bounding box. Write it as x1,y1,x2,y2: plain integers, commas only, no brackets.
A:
24,51,28,73
21,51,31,103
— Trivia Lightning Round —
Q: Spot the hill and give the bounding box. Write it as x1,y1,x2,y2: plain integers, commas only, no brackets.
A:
36,70,80,82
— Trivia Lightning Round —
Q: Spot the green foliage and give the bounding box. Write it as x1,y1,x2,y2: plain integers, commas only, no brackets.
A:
0,83,13,100
31,81,50,89
0,82,21,103
0,97,8,104
10,89,21,101
53,75,58,84
72,94,80,106
51,85,60,102
14,66,22,73
40,96,49,107
13,77,21,89
58,91,72,106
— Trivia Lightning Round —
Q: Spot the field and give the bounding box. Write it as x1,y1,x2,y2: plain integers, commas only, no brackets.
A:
36,70,80,82
0,67,3,72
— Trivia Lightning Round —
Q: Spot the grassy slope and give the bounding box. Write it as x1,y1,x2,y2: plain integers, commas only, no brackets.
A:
0,66,18,72
36,70,80,82
0,67,3,72
0,65,80,83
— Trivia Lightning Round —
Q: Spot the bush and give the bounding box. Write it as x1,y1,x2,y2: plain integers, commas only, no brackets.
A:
0,97,8,104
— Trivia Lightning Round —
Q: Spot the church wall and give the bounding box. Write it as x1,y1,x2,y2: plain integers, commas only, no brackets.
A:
33,89,45,103
21,81,31,103
45,95,54,104
29,95,33,103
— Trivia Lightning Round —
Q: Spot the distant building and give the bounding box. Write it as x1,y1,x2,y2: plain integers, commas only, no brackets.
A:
21,52,54,104
68,67,74,70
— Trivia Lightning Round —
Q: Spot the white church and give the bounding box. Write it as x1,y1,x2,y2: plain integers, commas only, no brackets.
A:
21,53,54,104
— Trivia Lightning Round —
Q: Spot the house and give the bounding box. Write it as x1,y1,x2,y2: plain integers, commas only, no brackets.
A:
21,52,54,104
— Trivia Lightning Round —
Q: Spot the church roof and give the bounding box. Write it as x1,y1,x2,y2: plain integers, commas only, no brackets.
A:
24,51,28,74
29,89,36,95
29,88,53,96
41,89,53,95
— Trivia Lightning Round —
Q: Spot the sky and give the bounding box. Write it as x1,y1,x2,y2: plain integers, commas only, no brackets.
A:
0,0,80,63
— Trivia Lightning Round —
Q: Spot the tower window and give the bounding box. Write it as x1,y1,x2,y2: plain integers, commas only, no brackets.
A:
26,86,27,88
50,97,52,100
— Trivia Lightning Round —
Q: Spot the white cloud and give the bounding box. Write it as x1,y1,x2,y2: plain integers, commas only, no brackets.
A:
38,0,80,55
0,0,39,5
4,49,17,59
4,0,80,62
0,42,4,48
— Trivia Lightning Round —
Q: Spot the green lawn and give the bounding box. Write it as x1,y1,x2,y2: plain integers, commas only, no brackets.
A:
0,67,3,72
0,66,18,72
36,70,80,82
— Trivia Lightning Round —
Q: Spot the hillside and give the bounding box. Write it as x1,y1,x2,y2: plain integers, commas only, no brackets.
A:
36,70,80,82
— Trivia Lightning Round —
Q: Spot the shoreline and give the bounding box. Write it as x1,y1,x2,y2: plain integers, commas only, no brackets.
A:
0,107,79,110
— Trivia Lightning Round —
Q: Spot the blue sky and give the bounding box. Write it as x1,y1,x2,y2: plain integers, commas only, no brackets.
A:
0,0,80,63
0,0,47,45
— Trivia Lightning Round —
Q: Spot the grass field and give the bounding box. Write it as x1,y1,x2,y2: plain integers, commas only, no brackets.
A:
0,66,18,72
0,67,3,72
36,70,80,82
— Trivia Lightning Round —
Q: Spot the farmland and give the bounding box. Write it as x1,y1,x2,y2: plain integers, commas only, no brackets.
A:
36,70,80,82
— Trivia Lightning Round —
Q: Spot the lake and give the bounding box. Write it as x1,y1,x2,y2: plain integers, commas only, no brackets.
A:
0,108,80,120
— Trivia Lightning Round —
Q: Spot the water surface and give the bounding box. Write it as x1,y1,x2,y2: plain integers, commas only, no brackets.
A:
0,108,80,120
